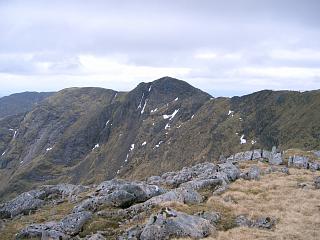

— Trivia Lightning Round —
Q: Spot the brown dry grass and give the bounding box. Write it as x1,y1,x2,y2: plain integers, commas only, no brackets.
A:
174,161,320,240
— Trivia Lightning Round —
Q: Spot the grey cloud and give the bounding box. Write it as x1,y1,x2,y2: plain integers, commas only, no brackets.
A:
0,0,319,96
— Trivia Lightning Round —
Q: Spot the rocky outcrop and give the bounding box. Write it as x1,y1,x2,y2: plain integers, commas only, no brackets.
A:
0,190,45,219
74,180,165,213
16,211,92,239
0,184,87,219
139,208,214,240
121,187,203,221
5,156,320,239
228,147,283,165
147,161,240,188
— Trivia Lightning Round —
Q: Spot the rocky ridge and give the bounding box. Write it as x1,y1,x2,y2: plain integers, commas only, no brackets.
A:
0,147,319,239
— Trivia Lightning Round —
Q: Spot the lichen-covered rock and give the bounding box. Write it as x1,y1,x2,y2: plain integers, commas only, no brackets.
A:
0,190,45,218
235,215,276,229
73,190,136,212
195,211,220,225
234,151,253,161
119,225,143,240
313,151,320,158
140,208,214,240
147,187,202,205
96,179,165,202
147,162,218,187
269,152,283,165
122,187,203,220
16,222,69,240
74,180,165,213
0,183,88,219
217,161,240,182
262,147,283,165
16,211,92,239
58,211,92,235
241,166,261,180
84,233,106,240
252,149,262,160
288,155,309,168
41,184,88,200
265,166,289,175
262,150,272,160
309,162,320,171
179,179,223,191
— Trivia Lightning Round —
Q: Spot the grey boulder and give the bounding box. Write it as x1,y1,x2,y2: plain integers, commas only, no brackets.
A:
74,180,165,212
217,161,241,182
288,156,309,169
309,162,320,171
16,211,92,239
0,190,45,219
195,211,220,225
241,166,261,180
235,215,276,229
84,233,106,240
179,178,223,191
233,151,253,161
269,153,283,165
140,208,214,240
16,222,69,240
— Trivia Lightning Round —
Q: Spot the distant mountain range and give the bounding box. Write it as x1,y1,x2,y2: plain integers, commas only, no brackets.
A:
0,76,319,201
0,91,54,119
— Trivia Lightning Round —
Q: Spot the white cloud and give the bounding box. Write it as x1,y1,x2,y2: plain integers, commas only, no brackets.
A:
270,49,320,61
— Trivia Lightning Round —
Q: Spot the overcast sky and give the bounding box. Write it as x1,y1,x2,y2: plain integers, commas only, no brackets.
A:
0,0,320,97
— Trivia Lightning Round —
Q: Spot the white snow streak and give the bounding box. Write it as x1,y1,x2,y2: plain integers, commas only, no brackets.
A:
93,144,100,150
137,93,145,109
228,110,234,117
141,99,148,114
150,108,158,113
240,135,247,144
154,141,163,148
130,144,135,151
141,141,147,146
163,109,179,121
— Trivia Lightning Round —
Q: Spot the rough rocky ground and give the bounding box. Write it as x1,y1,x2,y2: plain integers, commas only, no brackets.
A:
0,148,319,239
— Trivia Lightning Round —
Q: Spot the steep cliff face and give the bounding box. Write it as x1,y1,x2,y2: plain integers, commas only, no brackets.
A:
0,77,319,201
